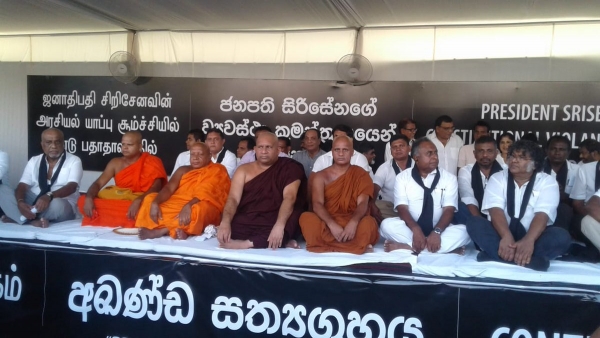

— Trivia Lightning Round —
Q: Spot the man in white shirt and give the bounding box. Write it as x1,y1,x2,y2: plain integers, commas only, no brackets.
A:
237,136,255,163
379,138,471,254
581,189,600,255
427,115,463,176
569,155,599,246
0,128,82,227
384,119,417,162
171,129,204,176
542,135,579,233
312,124,371,175
205,128,237,178
577,139,600,166
373,134,414,219
467,140,571,271
456,136,504,223
457,120,492,171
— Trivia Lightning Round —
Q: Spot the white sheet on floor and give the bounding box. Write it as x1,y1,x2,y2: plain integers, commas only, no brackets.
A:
1,219,599,286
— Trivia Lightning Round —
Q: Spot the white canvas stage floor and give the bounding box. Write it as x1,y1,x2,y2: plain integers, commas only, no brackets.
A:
1,219,599,287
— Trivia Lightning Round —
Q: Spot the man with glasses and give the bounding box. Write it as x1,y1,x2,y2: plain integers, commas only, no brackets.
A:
427,115,463,176
385,119,417,162
467,140,571,271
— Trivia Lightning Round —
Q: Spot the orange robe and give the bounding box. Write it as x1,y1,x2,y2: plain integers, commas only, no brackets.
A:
300,165,379,254
135,163,231,238
78,152,168,227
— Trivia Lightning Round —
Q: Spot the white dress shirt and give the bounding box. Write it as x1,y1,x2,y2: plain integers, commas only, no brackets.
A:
545,160,579,195
19,153,83,210
394,167,458,226
458,162,507,208
0,150,8,182
171,150,190,176
427,133,464,176
312,150,372,177
570,161,598,202
457,144,476,169
212,149,237,178
374,158,414,203
482,170,559,230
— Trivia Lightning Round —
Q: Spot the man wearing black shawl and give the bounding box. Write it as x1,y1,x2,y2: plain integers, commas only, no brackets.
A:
467,140,571,271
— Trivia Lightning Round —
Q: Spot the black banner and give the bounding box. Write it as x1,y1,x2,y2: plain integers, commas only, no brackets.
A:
28,77,600,172
1,243,599,338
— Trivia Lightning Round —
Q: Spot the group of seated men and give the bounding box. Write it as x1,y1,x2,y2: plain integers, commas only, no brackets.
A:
1,118,600,271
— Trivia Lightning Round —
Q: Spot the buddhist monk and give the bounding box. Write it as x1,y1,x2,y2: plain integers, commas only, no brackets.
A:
217,132,306,249
79,131,167,227
136,143,231,239
300,136,379,254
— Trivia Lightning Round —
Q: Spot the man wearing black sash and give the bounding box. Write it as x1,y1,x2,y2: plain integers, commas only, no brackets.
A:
205,128,237,178
456,136,504,223
380,138,471,254
467,140,571,271
0,128,82,227
373,134,414,219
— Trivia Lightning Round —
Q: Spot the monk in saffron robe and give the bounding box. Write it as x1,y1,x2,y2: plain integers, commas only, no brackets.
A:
136,143,231,239
217,132,306,249
78,131,167,227
300,136,378,254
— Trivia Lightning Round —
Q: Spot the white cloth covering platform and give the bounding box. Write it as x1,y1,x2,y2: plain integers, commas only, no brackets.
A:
1,219,599,286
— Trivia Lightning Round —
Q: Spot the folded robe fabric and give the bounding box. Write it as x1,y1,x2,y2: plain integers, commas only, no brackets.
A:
78,152,167,228
135,162,231,238
230,157,306,248
300,165,379,254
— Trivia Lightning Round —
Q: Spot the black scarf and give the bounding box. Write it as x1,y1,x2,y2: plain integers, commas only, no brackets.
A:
595,161,600,192
216,148,227,163
507,171,537,241
471,160,503,211
392,157,413,175
411,166,441,236
543,159,568,189
35,151,66,203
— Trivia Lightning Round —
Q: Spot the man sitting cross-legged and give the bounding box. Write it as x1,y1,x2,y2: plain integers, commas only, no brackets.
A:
217,132,306,249
78,131,167,228
300,135,379,254
467,140,571,271
380,137,471,254
136,143,231,240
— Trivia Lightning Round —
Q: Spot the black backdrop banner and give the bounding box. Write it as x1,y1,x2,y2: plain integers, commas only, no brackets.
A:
28,77,600,171
1,244,599,338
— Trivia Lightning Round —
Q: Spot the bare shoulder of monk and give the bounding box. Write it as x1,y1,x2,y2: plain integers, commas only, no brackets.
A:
238,161,266,183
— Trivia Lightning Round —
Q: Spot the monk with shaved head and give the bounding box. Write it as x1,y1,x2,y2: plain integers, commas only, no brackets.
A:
218,132,306,249
78,131,167,227
136,143,231,239
300,136,379,254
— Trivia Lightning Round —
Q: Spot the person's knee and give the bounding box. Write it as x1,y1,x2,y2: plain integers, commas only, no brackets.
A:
43,199,74,221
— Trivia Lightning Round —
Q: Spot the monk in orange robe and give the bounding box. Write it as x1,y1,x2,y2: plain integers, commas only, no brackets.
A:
300,136,378,254
136,143,231,239
78,131,167,227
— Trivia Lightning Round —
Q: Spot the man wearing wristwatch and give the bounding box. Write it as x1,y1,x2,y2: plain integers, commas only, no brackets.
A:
0,128,82,228
379,138,471,254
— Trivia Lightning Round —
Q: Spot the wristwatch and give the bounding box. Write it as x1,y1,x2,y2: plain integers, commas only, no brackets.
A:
433,227,442,235
46,191,54,201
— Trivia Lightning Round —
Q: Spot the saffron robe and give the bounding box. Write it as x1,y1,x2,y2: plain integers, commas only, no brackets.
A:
135,163,231,238
300,165,379,254
230,157,306,248
78,152,167,227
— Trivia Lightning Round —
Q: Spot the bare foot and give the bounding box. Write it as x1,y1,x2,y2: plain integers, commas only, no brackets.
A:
364,244,374,253
285,239,301,249
138,228,169,240
1,215,16,223
30,218,49,228
175,228,189,240
383,240,412,252
449,246,466,256
219,239,253,249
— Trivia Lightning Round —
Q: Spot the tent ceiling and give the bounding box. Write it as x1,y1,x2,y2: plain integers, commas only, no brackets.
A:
1,0,600,35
